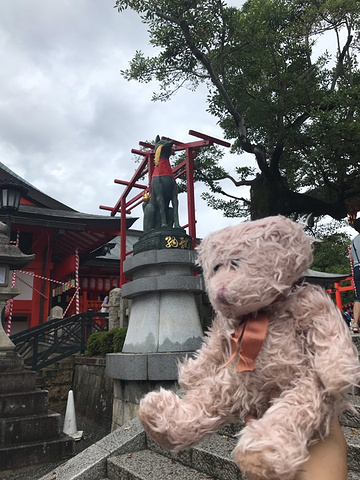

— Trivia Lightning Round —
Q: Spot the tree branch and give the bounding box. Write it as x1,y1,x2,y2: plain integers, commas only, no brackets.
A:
152,8,248,140
225,174,254,187
331,33,353,90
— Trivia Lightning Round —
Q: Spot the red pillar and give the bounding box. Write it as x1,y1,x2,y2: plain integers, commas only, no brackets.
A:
186,148,197,248
120,197,127,286
334,282,343,310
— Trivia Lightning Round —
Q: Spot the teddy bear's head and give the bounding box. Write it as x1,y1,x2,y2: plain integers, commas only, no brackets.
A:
197,216,313,319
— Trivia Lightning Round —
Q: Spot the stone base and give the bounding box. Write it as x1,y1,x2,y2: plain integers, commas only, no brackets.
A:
106,351,194,381
106,352,194,429
110,379,180,431
133,227,192,255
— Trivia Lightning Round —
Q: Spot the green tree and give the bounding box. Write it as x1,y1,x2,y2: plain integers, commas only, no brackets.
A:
311,227,354,305
311,230,352,274
116,0,360,220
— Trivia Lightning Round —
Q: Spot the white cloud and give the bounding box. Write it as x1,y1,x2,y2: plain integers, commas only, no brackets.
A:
0,1,247,238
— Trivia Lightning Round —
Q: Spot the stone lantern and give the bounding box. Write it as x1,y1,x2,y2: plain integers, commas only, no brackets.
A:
0,221,34,371
0,221,74,471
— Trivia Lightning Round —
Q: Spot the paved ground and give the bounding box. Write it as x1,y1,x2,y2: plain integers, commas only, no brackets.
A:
0,414,110,480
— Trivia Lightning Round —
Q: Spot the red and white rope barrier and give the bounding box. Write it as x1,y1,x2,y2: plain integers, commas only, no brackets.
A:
75,248,80,315
5,247,80,334
349,244,357,297
62,287,80,317
5,270,17,336
5,231,20,335
17,269,65,285
16,274,48,299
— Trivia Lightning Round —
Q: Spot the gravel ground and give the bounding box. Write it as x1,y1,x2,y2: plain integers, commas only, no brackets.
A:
0,414,111,480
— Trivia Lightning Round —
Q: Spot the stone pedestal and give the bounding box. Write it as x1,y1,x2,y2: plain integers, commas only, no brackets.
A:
133,226,193,255
106,229,204,428
121,248,204,354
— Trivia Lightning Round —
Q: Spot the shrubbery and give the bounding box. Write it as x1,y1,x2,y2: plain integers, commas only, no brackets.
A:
86,327,127,356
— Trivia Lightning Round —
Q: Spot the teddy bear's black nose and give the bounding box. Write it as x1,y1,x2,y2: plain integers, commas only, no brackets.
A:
217,286,230,305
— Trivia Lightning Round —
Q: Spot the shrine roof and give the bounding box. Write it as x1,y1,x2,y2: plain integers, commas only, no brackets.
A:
0,162,75,211
303,269,351,284
0,162,139,261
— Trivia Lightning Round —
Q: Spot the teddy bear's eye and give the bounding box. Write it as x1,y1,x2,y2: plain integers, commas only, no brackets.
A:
230,259,239,269
213,263,223,272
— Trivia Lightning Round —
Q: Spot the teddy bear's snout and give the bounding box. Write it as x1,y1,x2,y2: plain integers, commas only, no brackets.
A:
217,286,230,306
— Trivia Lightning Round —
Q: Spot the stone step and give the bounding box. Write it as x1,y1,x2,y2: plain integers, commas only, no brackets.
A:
348,471,360,480
0,410,61,445
107,449,216,480
109,428,360,480
0,369,36,394
342,395,360,429
37,416,360,480
0,389,48,417
145,423,360,480
0,434,74,471
147,433,243,480
345,426,360,474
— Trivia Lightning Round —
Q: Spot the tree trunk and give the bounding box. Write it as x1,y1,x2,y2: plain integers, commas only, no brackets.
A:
250,173,348,220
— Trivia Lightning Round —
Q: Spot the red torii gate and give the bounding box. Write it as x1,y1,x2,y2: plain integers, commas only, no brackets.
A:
99,130,230,286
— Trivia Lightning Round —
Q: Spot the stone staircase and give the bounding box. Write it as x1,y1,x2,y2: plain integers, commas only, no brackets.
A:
39,335,360,480
39,396,360,480
0,369,74,472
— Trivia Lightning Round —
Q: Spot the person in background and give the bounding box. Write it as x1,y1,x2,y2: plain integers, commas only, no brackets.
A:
100,286,116,313
341,308,352,329
350,218,360,333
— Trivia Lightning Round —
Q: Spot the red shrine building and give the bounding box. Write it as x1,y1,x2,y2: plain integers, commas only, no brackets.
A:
0,162,138,334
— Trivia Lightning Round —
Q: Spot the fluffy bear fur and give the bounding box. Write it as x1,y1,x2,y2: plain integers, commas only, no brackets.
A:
138,216,360,480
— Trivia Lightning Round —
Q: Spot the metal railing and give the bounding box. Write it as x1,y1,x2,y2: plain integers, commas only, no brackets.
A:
10,311,108,371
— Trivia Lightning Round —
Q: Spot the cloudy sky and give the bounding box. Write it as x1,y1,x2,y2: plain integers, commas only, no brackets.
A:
0,0,249,239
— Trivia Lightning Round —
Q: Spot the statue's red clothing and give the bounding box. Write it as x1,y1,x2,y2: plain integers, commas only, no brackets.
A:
152,158,173,177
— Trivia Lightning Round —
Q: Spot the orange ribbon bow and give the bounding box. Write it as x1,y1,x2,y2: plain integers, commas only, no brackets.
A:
219,312,270,373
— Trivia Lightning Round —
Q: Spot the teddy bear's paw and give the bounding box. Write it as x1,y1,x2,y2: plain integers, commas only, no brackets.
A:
139,407,175,449
138,390,180,450
233,447,295,480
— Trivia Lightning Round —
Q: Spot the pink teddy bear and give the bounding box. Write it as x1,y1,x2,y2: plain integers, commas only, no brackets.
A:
138,216,360,479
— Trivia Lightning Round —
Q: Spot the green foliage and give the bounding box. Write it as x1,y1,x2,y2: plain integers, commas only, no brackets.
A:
312,232,352,274
175,145,228,193
86,328,128,356
113,327,128,352
116,0,360,221
311,228,354,305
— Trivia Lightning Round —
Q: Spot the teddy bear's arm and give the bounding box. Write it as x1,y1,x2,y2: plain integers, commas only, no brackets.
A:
300,284,360,393
139,384,239,451
138,313,239,451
